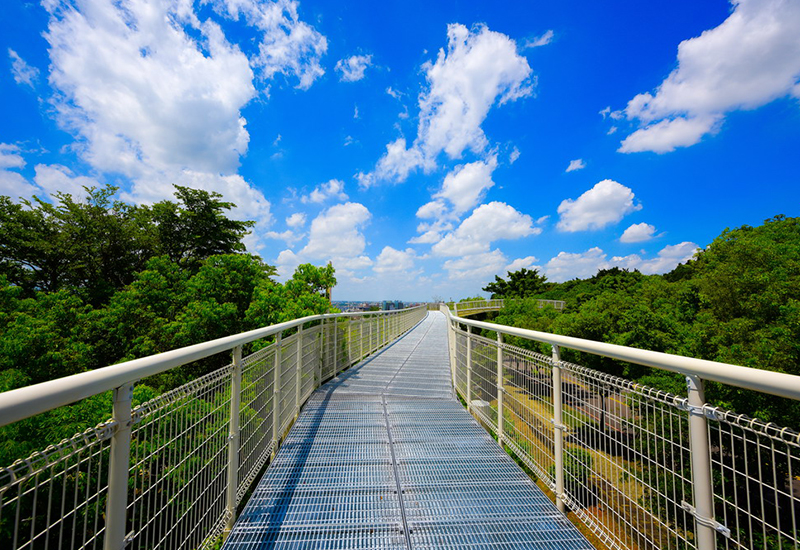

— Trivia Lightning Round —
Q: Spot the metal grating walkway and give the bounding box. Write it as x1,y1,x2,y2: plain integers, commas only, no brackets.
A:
223,312,593,549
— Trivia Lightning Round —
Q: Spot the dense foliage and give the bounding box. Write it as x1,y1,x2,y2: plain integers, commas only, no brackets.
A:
0,185,336,465
484,215,800,424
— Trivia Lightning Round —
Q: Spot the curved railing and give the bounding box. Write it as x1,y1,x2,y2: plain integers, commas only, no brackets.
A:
442,304,800,550
448,298,566,316
0,306,427,550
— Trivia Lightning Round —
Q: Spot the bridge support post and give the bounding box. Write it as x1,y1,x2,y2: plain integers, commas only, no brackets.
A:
686,375,718,550
225,345,242,532
552,344,566,513
104,382,133,550
295,324,303,417
272,333,282,456
466,325,473,412
497,332,504,443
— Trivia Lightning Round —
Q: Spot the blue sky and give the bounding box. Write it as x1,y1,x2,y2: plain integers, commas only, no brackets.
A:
2,0,799,301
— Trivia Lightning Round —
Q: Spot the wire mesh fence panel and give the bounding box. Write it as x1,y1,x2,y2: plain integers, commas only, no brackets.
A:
0,420,114,550
238,343,277,500
300,326,320,404
128,365,233,550
278,339,298,437
469,334,499,429
558,363,695,550
453,330,468,398
500,345,556,486
711,408,800,550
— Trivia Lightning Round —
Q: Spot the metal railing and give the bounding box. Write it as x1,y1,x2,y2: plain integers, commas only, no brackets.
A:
449,298,566,316
442,304,800,550
0,305,427,550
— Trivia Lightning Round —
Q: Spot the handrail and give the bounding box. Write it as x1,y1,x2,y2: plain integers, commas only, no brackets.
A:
449,298,566,314
444,307,800,402
0,306,425,428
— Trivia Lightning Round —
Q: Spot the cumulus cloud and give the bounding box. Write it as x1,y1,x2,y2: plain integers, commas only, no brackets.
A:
620,222,657,243
300,202,371,259
286,212,306,228
432,201,538,256
435,156,497,216
8,49,40,87
505,256,539,272
360,23,532,185
443,249,508,281
335,54,372,82
209,0,327,90
509,147,520,164
619,0,800,153
33,164,100,201
557,179,642,232
565,159,586,172
543,242,698,282
0,144,38,198
356,137,431,188
40,0,328,247
374,246,416,274
302,179,348,204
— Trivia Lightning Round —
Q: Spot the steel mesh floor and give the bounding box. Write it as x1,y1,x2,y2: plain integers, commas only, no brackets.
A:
223,312,593,550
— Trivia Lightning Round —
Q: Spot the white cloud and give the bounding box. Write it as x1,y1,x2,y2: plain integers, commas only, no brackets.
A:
353,105,359,119
0,144,38,199
286,212,306,228
335,54,372,82
302,179,348,204
417,23,533,160
360,23,532,185
210,0,327,90
8,49,40,87
356,137,431,188
443,249,508,281
599,106,623,120
509,147,520,164
374,246,416,274
524,30,554,49
300,202,371,259
619,115,723,153
33,164,100,201
435,156,497,215
565,158,586,172
620,0,800,153
505,256,539,272
556,179,642,232
620,222,657,243
408,230,443,244
543,242,699,282
41,0,327,249
416,200,448,220
0,144,26,170
433,201,538,256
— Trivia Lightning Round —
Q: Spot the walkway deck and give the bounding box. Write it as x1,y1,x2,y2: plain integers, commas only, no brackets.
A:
223,312,593,549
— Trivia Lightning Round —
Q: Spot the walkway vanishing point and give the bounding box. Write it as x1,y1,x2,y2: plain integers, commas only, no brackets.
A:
222,312,593,549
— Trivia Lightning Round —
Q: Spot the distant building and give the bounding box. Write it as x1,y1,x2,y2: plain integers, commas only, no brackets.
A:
382,300,404,311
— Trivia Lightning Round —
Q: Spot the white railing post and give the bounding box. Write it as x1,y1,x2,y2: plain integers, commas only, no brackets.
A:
497,332,504,443
295,325,303,416
317,319,324,384
552,344,566,513
272,333,282,454
347,318,352,367
370,315,374,353
104,382,133,550
225,346,242,532
466,325,473,412
359,316,364,361
333,317,339,375
686,375,719,550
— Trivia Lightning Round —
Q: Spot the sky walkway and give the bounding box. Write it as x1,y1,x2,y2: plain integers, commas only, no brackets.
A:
222,312,592,549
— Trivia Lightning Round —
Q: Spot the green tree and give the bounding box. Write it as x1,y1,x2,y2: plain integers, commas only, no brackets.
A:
483,268,550,299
